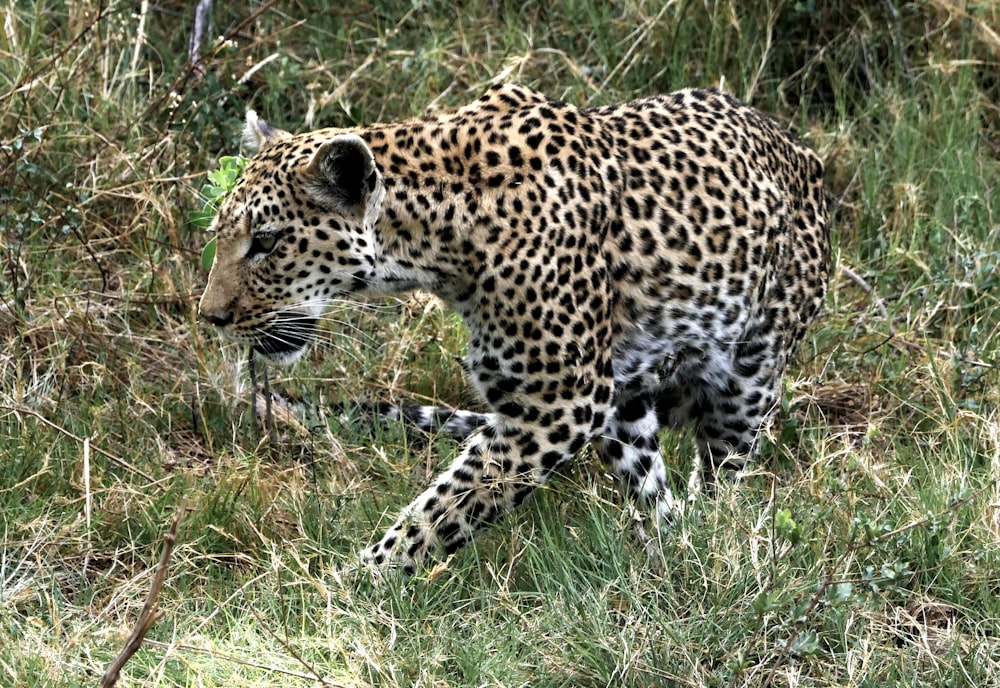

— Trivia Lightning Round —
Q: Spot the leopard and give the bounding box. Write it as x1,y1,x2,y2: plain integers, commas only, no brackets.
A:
198,84,830,575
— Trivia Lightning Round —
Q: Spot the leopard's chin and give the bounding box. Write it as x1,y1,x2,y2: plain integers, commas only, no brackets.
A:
252,343,309,366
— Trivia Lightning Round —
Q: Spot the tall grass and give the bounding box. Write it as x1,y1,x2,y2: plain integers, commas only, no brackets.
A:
2,1,999,686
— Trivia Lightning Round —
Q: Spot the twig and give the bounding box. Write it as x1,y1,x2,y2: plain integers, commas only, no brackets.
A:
237,52,280,85
838,262,888,319
312,1,427,123
596,1,674,97
247,348,277,453
837,263,994,370
0,3,117,103
249,348,260,430
745,2,779,102
760,546,852,688
1,404,161,486
188,0,214,75
99,504,185,688
191,382,203,441
83,438,92,578
884,0,912,78
143,0,281,122
758,483,995,687
245,604,348,688
262,354,276,440
130,0,150,78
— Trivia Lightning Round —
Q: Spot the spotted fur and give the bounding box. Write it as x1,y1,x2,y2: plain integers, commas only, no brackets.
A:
199,84,830,573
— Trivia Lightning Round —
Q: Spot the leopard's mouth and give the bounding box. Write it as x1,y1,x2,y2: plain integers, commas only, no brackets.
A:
251,314,318,365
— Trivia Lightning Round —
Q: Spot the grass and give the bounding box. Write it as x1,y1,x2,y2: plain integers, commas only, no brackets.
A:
2,0,999,685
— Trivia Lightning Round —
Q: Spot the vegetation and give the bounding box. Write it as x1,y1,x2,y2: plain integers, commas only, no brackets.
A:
2,1,998,685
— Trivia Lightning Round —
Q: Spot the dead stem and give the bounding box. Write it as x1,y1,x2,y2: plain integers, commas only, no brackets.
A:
99,503,185,688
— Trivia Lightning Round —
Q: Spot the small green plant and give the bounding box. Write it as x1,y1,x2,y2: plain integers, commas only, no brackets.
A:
1,127,45,312
189,155,247,269
774,507,802,544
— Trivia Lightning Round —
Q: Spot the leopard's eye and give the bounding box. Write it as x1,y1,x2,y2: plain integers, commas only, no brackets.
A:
249,233,278,259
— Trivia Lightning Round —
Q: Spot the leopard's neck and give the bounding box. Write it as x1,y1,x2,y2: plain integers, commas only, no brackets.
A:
361,116,522,305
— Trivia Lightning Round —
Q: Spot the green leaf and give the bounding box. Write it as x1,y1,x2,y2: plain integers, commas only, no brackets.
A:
828,582,854,605
203,184,227,199
188,208,216,230
789,630,820,657
193,155,246,270
201,236,217,270
775,508,801,544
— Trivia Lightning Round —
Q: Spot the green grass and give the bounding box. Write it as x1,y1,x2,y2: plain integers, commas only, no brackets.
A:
2,1,1000,686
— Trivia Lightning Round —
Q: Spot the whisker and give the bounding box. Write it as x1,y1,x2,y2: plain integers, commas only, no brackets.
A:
253,325,369,367
272,299,404,318
257,291,452,364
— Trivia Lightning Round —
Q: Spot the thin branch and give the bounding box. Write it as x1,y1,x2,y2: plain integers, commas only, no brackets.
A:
0,3,118,103
249,348,261,430
188,0,214,75
596,1,675,98
245,603,348,688
143,0,282,122
838,262,888,319
312,1,427,122
99,505,185,688
837,263,995,370
247,348,278,455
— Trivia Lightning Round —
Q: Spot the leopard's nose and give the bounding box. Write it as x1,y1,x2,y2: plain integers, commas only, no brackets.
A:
200,307,234,328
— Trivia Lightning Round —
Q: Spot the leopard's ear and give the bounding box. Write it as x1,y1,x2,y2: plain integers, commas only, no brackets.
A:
305,134,383,221
242,110,290,153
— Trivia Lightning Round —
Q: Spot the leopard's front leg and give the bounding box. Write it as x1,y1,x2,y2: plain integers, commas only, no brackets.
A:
361,363,613,574
361,242,617,574
360,425,525,574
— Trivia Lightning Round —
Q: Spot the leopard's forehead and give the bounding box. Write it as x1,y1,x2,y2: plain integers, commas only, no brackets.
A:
242,130,342,183
212,130,343,237
249,129,342,166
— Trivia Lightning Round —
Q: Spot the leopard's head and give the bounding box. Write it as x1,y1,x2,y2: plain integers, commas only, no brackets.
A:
198,112,386,364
